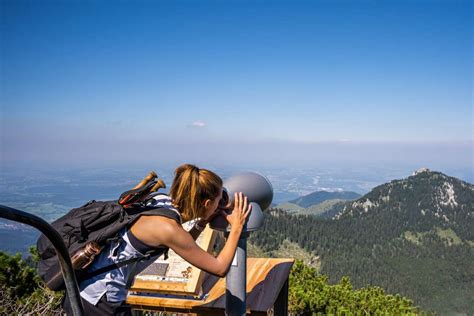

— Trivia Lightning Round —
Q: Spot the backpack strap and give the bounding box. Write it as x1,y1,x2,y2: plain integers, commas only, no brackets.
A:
140,207,182,224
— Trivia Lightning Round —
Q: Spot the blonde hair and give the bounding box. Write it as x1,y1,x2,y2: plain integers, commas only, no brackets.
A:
169,164,223,222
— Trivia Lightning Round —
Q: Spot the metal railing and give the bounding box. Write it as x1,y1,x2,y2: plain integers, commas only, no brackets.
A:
0,204,84,316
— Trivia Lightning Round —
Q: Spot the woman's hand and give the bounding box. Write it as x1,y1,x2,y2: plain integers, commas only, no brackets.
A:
221,192,252,231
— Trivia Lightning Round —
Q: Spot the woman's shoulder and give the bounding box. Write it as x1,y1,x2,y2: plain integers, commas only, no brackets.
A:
142,214,181,231
130,212,184,248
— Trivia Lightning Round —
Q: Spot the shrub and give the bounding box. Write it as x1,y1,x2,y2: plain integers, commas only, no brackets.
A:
289,260,420,315
0,248,63,315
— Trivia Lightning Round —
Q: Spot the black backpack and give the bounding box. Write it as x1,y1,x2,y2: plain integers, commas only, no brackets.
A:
36,177,179,291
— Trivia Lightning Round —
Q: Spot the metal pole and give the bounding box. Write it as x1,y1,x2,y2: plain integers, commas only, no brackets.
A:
225,229,248,316
273,278,289,316
0,205,84,316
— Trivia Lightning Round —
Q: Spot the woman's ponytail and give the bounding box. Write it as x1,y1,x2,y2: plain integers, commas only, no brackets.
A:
170,164,222,222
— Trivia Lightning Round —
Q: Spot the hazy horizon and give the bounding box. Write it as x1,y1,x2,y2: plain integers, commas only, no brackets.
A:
1,1,472,172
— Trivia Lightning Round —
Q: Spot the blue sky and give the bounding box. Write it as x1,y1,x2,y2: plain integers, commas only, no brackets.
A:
1,0,472,169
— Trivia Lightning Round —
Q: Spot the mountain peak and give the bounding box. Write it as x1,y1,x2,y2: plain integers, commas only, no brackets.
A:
412,167,430,176
334,170,473,226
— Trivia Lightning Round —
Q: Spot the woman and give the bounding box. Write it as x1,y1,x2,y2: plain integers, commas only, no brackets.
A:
63,164,251,315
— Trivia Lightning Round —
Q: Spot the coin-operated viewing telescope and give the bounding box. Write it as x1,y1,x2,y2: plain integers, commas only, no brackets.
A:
209,172,273,316
210,172,273,232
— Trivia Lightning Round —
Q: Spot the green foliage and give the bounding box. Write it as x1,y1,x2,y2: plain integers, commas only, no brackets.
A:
28,245,41,263
0,248,63,315
0,250,39,299
289,261,419,315
0,248,420,315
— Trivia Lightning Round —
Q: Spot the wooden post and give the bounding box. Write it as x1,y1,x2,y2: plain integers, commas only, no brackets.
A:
273,277,289,316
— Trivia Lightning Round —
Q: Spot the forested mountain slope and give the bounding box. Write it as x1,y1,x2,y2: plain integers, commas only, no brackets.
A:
250,169,474,315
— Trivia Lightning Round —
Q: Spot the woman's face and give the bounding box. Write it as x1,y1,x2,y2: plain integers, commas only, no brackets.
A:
202,187,223,220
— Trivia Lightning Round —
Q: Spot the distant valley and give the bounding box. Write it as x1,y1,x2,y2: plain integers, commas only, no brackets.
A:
276,190,361,217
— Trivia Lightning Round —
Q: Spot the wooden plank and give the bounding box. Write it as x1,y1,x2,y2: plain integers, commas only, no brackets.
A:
127,258,294,313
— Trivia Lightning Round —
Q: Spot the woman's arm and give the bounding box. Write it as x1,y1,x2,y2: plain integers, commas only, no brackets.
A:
162,222,242,277
159,192,251,277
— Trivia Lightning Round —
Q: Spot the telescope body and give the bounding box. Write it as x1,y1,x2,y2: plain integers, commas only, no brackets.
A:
207,171,273,316
210,172,273,232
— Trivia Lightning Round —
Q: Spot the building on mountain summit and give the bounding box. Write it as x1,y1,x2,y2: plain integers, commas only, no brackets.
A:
413,167,430,176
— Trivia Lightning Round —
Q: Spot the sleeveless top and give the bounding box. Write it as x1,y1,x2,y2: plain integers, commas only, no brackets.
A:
79,194,181,305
